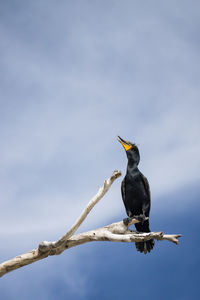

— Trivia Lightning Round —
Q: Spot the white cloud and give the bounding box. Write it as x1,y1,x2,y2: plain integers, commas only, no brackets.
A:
0,0,200,240
1,4,200,299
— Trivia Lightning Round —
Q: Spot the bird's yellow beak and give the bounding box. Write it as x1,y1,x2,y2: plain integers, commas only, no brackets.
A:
117,136,132,151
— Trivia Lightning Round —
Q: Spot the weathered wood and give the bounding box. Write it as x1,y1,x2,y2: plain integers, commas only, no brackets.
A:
53,170,122,248
0,170,182,278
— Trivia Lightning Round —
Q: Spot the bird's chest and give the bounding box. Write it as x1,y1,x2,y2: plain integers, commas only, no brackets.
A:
126,175,143,193
125,175,147,206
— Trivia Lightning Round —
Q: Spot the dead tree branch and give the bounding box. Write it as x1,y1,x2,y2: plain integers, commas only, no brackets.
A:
0,170,182,278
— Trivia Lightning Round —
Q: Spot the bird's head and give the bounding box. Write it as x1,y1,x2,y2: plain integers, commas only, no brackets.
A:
117,136,140,165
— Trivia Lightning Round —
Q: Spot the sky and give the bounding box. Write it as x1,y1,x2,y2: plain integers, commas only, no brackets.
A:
0,0,200,299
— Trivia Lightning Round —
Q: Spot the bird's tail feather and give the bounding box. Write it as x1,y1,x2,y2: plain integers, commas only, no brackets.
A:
135,220,155,254
135,239,155,254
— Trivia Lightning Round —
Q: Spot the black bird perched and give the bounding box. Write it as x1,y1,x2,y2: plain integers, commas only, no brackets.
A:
118,136,154,254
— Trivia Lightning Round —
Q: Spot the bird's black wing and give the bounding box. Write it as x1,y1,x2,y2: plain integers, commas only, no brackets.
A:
121,177,126,204
121,177,131,217
140,173,151,217
141,174,151,200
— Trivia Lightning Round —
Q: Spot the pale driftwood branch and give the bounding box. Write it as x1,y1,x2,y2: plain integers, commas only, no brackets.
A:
0,170,182,278
53,170,122,248
0,170,121,277
0,219,182,277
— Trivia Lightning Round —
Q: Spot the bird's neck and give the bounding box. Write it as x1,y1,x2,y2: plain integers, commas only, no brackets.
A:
127,160,139,173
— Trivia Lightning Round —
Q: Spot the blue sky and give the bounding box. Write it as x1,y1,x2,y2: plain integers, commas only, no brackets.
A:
0,1,200,299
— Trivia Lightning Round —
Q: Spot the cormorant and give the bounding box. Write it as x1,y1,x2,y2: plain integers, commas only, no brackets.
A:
118,136,154,254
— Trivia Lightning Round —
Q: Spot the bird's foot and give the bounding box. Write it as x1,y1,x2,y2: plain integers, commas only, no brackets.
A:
123,214,146,226
123,217,132,226
133,214,146,224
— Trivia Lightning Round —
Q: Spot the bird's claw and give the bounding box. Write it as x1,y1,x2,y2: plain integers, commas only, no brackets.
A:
123,217,131,226
133,214,146,224
123,214,146,226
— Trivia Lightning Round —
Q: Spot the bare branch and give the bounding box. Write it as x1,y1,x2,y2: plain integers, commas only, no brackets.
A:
0,218,182,277
0,170,121,277
0,170,182,278
46,170,122,249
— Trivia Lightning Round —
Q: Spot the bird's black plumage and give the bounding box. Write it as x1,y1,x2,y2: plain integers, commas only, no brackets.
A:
118,136,154,254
